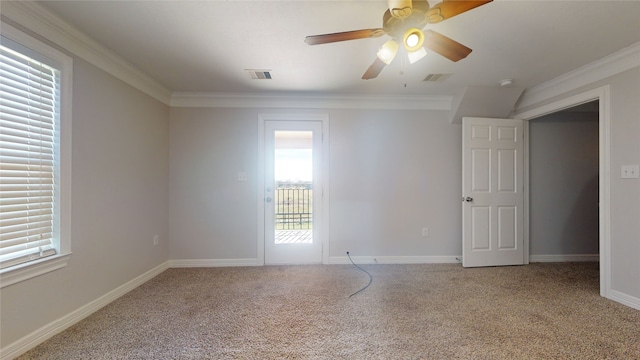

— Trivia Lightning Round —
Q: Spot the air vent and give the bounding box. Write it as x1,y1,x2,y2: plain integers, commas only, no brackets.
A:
423,73,452,82
246,69,272,80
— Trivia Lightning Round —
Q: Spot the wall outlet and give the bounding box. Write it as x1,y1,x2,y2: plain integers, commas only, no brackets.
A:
237,172,248,182
422,227,429,237
153,235,159,246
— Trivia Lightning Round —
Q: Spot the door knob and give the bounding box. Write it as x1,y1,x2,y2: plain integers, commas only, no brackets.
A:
265,197,272,203
465,197,473,202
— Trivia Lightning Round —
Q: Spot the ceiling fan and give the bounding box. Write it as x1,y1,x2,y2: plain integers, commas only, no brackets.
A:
304,0,492,79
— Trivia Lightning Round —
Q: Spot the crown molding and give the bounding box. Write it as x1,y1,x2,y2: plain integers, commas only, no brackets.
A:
171,92,452,111
1,1,172,105
517,41,640,110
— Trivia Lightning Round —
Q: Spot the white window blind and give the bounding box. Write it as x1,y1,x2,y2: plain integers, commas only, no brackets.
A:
0,43,60,269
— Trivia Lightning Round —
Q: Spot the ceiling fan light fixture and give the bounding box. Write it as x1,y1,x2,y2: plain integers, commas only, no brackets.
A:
408,47,427,64
377,40,399,65
403,28,424,52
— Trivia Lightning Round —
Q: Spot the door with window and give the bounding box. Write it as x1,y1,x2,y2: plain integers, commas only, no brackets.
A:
264,120,323,264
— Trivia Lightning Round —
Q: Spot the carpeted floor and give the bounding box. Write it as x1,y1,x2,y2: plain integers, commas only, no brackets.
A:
16,262,640,359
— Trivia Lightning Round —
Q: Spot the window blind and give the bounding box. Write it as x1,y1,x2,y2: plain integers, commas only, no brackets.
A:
0,44,59,269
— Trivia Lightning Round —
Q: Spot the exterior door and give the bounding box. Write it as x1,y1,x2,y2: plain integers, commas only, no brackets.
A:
462,117,524,267
264,120,323,264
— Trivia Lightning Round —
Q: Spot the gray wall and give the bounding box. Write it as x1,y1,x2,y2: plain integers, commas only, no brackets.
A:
169,108,462,262
607,68,640,299
328,109,461,258
169,107,258,260
529,109,599,255
0,58,171,347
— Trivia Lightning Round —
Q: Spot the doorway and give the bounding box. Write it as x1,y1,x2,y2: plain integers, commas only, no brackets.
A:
258,114,329,265
517,85,610,297
528,101,600,262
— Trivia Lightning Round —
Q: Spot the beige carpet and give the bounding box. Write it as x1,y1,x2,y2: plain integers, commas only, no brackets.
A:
16,262,640,359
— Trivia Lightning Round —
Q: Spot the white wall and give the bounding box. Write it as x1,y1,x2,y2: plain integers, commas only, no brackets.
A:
529,110,599,256
0,57,171,348
169,108,462,263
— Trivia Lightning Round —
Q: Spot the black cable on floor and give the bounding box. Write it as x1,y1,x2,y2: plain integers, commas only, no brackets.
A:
346,251,373,298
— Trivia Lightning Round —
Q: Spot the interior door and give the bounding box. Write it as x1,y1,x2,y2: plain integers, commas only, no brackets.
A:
264,120,323,264
462,117,524,267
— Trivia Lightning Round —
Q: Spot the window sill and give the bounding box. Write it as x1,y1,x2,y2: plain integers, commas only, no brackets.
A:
0,253,71,288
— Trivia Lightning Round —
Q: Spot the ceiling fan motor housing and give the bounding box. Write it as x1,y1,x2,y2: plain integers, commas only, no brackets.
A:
383,0,430,40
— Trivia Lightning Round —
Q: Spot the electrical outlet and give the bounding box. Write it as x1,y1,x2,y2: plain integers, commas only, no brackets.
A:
153,235,159,246
422,227,429,237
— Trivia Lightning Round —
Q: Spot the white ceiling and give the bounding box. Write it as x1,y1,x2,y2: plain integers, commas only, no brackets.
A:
37,0,640,97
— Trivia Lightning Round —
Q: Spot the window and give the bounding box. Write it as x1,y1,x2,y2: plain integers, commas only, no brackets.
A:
0,22,72,287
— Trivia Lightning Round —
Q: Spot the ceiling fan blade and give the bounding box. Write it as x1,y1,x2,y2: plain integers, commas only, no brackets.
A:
388,0,413,18
423,30,472,62
362,57,388,80
305,28,385,45
426,0,492,24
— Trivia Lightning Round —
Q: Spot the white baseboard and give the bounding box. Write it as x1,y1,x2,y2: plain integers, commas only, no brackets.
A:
329,254,600,265
171,257,461,267
529,254,600,263
328,255,461,265
1,261,170,360
609,290,640,311
169,258,260,268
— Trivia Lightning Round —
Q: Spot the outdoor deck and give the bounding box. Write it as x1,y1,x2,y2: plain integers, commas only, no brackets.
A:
275,229,312,244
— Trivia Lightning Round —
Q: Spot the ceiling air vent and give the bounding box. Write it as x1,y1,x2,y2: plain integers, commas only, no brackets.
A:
246,69,272,80
423,73,452,82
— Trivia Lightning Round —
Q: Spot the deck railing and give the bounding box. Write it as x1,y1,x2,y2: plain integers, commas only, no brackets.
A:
275,182,312,230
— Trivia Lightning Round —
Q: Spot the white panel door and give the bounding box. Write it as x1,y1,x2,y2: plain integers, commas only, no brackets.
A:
462,117,524,267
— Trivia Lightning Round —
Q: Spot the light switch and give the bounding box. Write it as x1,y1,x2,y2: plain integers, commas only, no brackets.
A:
621,165,639,179
237,172,248,182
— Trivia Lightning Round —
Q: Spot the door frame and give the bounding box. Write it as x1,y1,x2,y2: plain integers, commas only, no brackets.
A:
515,85,610,298
257,113,330,265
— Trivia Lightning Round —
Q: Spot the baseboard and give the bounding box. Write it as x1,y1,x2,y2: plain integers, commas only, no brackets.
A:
169,258,260,268
328,255,461,265
1,261,170,360
171,256,462,266
529,254,600,263
608,290,640,311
